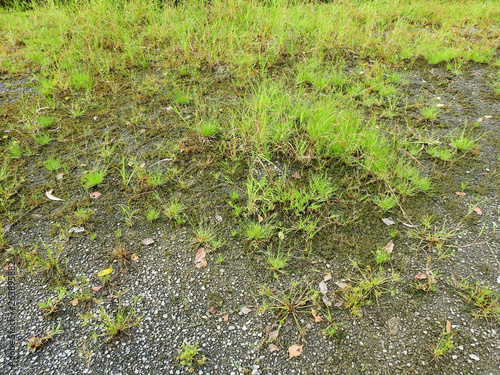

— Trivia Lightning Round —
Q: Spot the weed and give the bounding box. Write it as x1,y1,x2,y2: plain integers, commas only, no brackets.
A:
243,222,275,243
82,168,107,189
68,277,95,309
373,195,397,211
420,105,439,121
216,254,226,264
44,157,61,171
426,146,455,161
26,322,63,353
197,118,219,139
71,208,94,226
176,343,208,369
192,222,217,248
94,303,140,343
451,131,476,151
33,132,51,146
414,267,439,292
374,246,393,265
38,116,54,128
37,286,67,317
163,197,185,223
146,169,167,187
266,249,290,276
454,278,500,321
111,246,134,271
119,205,138,227
115,154,137,187
37,242,66,282
407,217,460,256
145,207,160,222
8,140,22,158
323,322,340,338
97,268,113,287
432,325,457,361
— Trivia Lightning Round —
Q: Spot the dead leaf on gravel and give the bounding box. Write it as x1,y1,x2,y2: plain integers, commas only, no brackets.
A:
311,309,323,323
90,191,102,199
335,281,348,289
382,218,395,225
322,295,332,307
319,281,328,294
194,247,207,268
415,273,427,280
240,307,252,315
268,330,279,340
446,320,452,334
223,314,229,322
208,306,217,314
455,191,466,196
288,344,303,358
131,253,139,261
291,172,301,179
334,301,343,308
46,189,64,201
472,207,482,215
384,240,394,253
71,298,79,307
269,344,279,353
142,238,154,245
92,285,103,292
68,227,85,234
55,173,64,180
323,273,332,282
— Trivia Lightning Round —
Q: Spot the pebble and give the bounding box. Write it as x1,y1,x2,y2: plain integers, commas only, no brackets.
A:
469,354,480,361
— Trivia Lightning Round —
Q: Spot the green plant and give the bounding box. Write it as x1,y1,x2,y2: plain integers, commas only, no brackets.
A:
407,217,460,257
82,168,106,188
37,286,67,317
454,278,500,321
426,146,455,161
216,254,226,264
8,140,22,158
243,222,275,243
373,195,397,211
44,157,61,171
197,118,219,138
94,303,140,343
119,205,138,227
71,208,94,225
163,197,185,223
33,132,51,145
145,207,160,222
26,322,63,353
323,322,340,338
451,131,476,151
146,169,166,187
38,116,54,128
176,343,208,368
432,325,457,361
97,268,113,286
192,222,217,247
37,242,66,281
374,246,393,265
115,154,137,187
414,268,438,292
420,105,439,120
266,249,290,275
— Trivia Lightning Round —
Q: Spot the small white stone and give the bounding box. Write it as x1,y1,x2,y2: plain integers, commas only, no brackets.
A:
469,354,479,361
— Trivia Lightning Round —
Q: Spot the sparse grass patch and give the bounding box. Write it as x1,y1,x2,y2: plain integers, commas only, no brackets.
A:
175,343,208,369
454,278,500,321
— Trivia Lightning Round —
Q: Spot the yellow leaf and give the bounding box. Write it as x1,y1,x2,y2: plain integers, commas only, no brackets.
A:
98,268,113,277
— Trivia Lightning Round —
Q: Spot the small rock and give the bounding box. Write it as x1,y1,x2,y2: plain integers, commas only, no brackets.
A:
469,354,479,361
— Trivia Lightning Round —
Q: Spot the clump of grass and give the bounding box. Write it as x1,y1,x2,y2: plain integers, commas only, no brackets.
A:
451,131,476,151
373,195,397,211
175,343,208,369
243,222,275,243
43,156,61,171
426,146,455,161
420,105,439,120
163,197,185,224
145,207,160,222
33,132,51,145
432,324,457,361
37,286,67,317
82,168,106,188
94,304,140,343
454,278,500,321
192,222,217,247
266,249,290,276
26,322,63,353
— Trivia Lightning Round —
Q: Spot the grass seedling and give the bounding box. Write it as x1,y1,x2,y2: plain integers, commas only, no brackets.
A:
192,222,217,248
454,278,500,321
82,168,107,188
432,324,457,361
119,205,138,227
8,140,22,158
163,197,185,223
426,146,455,161
176,343,208,369
38,116,54,128
374,246,393,265
94,304,140,343
266,249,290,276
146,169,167,187
243,222,275,243
451,131,476,151
373,195,397,211
33,132,51,146
37,242,66,281
217,254,226,264
414,267,439,292
26,322,63,353
44,157,61,171
115,154,137,187
145,207,160,222
420,105,439,121
37,286,67,317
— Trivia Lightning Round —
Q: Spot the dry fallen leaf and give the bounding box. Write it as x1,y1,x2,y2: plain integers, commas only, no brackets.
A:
223,314,229,322
335,281,348,289
90,191,102,199
71,298,79,307
323,273,332,282
268,330,279,340
131,253,139,261
311,309,323,323
208,306,217,314
194,247,207,268
142,238,155,245
258,215,263,223
55,173,64,180
334,301,343,308
446,320,452,334
92,285,103,292
46,189,64,201
288,344,303,358
269,344,279,353
472,207,482,215
384,240,394,254
319,281,328,295
382,218,395,226
291,172,301,179
415,273,427,280
240,307,252,315
455,191,466,196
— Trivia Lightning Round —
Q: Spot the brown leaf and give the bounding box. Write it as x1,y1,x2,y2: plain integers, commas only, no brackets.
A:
194,247,207,268
131,253,139,261
268,344,279,353
291,172,301,179
240,306,252,315
335,281,348,289
142,238,155,245
46,189,64,201
71,298,79,307
311,309,323,323
472,207,482,215
455,191,466,196
92,285,103,292
415,273,427,280
223,314,229,322
258,215,263,223
90,191,102,199
288,344,303,358
323,273,332,282
384,240,394,254
268,330,279,340
208,306,217,314
446,320,452,334
55,173,64,180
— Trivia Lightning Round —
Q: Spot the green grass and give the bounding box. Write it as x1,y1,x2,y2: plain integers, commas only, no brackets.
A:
82,168,106,188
